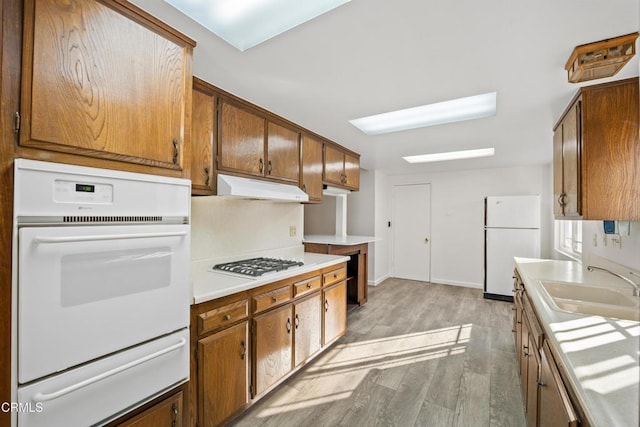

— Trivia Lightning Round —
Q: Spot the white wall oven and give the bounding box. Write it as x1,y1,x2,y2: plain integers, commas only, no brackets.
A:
11,159,191,426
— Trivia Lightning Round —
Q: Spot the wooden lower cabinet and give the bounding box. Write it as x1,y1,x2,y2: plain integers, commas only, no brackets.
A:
192,263,347,426
519,306,530,402
539,343,578,427
323,281,347,345
294,293,322,367
525,319,540,427
252,304,293,397
198,322,249,427
117,390,183,427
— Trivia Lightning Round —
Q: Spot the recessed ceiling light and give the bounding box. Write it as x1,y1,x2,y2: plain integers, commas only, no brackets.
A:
163,0,351,52
350,92,497,135
403,148,495,164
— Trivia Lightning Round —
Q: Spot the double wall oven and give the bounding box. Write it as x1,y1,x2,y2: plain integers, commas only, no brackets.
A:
11,159,191,426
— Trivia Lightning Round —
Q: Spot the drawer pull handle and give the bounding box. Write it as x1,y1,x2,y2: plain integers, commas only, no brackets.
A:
172,403,178,415
240,340,246,360
286,318,291,333
306,283,312,288
333,274,338,279
259,158,264,173
271,296,278,303
223,314,231,321
204,167,210,186
295,314,300,329
325,300,329,312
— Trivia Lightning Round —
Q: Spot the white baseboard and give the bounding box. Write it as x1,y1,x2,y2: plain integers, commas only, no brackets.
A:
429,278,483,289
368,273,390,287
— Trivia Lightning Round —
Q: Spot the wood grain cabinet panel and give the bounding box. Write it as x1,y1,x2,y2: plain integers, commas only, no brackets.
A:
117,391,183,427
252,304,293,397
293,293,322,368
198,322,249,427
20,0,194,175
218,100,265,177
525,332,540,427
323,281,346,346
301,134,323,203
267,121,300,183
191,80,216,194
344,153,360,190
323,144,346,186
553,77,639,220
539,342,578,427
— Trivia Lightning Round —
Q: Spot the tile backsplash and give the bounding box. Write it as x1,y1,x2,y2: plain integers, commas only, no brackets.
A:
190,196,304,262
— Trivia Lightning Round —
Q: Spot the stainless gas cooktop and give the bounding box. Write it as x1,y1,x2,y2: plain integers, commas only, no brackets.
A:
211,257,304,277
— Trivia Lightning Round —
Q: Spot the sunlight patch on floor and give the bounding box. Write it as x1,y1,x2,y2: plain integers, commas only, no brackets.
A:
255,324,473,418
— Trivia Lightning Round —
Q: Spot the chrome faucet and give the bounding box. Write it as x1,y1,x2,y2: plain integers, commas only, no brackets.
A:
586,265,640,297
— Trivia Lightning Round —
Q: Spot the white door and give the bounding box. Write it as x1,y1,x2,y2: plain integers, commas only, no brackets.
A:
392,184,431,281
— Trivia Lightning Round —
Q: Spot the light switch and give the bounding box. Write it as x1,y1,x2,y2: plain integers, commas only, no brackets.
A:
289,226,297,237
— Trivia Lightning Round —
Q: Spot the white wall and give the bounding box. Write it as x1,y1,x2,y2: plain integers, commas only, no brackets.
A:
386,165,551,288
191,197,304,263
581,221,640,270
304,197,335,235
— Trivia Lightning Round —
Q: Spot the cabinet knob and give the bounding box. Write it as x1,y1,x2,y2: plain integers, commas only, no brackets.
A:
333,273,338,279
306,283,312,288
223,314,231,321
271,296,278,303
172,403,178,415
537,380,546,387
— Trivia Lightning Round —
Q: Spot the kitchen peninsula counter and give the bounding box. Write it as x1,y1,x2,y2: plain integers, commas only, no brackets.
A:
192,253,349,304
514,257,639,427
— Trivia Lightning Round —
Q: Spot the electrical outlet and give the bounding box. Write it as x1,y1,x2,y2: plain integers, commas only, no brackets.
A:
289,226,297,237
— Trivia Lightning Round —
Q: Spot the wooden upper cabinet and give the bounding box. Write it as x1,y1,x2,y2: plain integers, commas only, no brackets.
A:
191,79,216,195
20,0,194,177
218,100,265,178
301,135,323,203
266,121,300,183
323,144,360,190
553,77,639,220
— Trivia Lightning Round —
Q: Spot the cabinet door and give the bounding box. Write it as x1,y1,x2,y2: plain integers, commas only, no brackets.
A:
519,308,530,403
118,391,182,427
294,293,322,368
301,135,323,202
198,322,249,427
191,85,215,194
323,144,345,186
21,0,191,172
562,101,581,217
267,121,300,183
218,101,265,177
552,127,565,217
526,333,540,427
253,305,293,397
514,293,523,372
323,281,346,345
539,343,578,427
344,153,360,190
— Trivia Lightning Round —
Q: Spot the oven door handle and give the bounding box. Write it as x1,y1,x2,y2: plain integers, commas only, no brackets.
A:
33,231,188,244
31,338,187,403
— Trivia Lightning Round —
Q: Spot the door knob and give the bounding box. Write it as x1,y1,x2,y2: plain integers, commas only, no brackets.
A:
425,237,429,243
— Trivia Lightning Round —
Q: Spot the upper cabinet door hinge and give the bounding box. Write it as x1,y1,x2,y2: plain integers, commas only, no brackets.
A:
13,112,20,133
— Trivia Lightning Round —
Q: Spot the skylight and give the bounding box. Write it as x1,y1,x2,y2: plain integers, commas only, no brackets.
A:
163,0,351,52
403,148,495,164
349,92,497,135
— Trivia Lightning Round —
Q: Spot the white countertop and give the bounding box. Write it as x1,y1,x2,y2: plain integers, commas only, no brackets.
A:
303,235,376,245
514,257,639,427
192,253,350,304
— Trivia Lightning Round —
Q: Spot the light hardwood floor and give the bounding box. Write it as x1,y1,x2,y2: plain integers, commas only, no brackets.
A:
231,278,526,427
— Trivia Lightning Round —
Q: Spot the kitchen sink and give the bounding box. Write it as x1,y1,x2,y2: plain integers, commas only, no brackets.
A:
539,281,640,322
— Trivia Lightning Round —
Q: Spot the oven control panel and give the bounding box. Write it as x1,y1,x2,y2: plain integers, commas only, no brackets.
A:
54,180,113,204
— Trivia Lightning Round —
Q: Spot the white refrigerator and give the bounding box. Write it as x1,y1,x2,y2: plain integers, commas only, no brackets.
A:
484,195,541,301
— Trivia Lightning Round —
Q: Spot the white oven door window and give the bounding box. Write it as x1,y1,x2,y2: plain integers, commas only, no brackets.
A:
18,224,190,384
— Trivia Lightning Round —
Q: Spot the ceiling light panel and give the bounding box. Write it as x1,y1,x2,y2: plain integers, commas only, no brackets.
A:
164,0,351,52
403,148,495,164
350,92,497,135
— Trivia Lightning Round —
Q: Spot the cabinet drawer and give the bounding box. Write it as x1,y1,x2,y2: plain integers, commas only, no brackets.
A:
294,276,321,298
197,300,248,336
323,267,346,286
252,285,291,314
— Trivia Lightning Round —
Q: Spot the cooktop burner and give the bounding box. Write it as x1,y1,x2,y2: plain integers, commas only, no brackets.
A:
212,257,304,277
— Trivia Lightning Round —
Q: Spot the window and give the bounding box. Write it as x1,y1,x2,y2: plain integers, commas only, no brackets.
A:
555,220,582,261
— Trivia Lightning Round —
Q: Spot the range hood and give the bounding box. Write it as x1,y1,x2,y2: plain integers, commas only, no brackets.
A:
323,185,351,196
217,174,309,202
